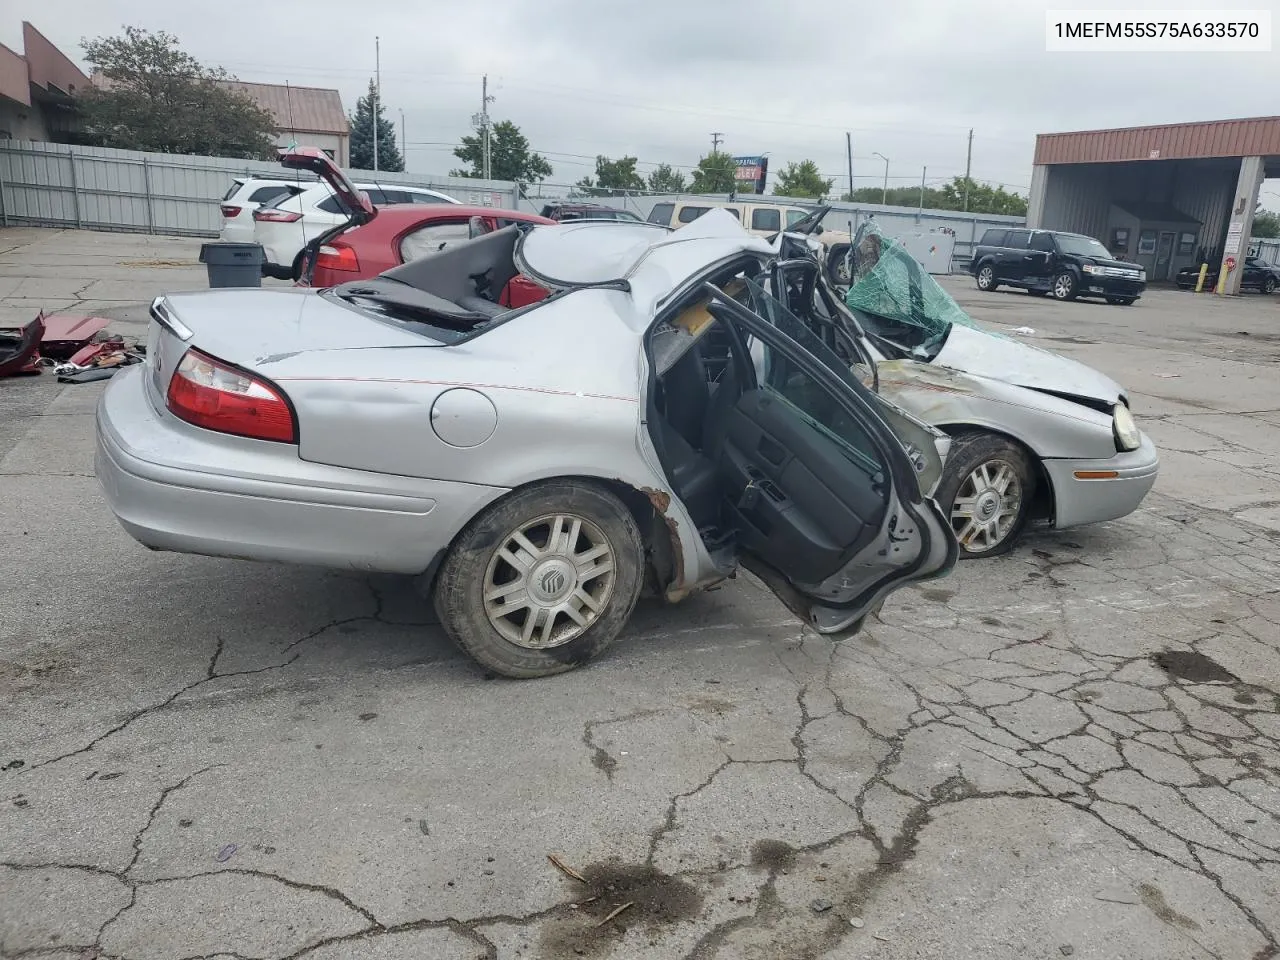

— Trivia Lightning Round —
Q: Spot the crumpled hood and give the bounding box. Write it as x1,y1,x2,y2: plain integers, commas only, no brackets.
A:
932,323,1125,405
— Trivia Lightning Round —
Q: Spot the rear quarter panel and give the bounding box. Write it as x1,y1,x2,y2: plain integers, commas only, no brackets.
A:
270,289,662,490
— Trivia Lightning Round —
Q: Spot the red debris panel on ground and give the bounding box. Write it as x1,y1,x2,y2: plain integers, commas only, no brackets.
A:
0,316,45,377
38,313,113,360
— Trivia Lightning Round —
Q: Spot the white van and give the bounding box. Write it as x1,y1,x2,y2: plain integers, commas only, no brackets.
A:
648,200,854,284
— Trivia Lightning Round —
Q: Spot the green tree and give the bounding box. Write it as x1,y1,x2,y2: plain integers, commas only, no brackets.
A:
76,26,277,158
348,79,403,172
840,177,1027,216
841,185,947,207
451,120,552,185
647,163,687,194
689,152,738,194
939,176,1027,216
576,155,645,194
1252,206,1280,239
772,159,833,200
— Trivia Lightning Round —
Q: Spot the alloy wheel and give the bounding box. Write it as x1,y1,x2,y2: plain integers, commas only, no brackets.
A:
977,265,994,289
950,459,1024,553
1053,274,1073,299
483,513,617,649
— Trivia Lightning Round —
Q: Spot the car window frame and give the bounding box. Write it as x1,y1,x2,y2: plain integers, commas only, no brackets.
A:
752,207,782,232
1004,229,1031,250
677,205,711,224
397,218,476,262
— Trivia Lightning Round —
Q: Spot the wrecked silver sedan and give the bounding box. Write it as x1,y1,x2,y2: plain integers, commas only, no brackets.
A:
94,152,957,679
824,221,1159,558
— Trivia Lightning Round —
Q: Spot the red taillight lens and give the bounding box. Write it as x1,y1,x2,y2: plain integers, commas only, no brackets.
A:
220,204,242,218
166,348,296,443
253,208,302,223
316,243,360,273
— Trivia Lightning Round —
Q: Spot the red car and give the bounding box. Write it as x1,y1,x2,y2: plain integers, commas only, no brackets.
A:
301,205,555,307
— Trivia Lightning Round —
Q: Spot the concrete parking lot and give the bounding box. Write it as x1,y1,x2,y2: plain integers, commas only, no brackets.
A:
2,226,1278,960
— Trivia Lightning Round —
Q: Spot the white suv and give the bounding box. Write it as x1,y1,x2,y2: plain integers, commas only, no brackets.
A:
254,182,461,279
218,178,309,243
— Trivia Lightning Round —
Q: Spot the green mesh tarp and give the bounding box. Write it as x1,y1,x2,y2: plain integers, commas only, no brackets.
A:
843,221,984,336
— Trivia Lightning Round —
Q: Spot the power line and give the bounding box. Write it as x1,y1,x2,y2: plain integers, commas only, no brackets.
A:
213,57,1032,145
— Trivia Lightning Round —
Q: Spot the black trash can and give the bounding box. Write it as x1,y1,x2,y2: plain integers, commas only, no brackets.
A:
199,242,265,288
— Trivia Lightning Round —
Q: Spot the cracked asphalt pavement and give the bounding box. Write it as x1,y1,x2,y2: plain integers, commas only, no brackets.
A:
2,227,1279,959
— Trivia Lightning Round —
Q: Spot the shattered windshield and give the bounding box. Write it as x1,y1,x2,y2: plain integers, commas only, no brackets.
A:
843,221,985,361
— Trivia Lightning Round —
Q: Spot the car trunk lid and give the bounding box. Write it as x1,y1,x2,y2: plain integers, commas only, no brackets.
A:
148,289,440,389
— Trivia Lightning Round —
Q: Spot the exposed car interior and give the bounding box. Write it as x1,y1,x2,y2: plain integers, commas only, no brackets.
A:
645,262,894,590
324,225,534,339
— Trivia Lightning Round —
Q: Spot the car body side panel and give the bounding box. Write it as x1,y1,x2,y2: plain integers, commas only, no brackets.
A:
96,365,509,574
873,359,1122,461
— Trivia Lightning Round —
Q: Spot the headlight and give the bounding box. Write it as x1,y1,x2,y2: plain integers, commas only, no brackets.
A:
1082,264,1100,275
1113,403,1140,452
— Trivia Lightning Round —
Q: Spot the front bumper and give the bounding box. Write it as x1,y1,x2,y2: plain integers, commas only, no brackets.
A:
1079,273,1145,299
95,366,506,574
1041,434,1159,529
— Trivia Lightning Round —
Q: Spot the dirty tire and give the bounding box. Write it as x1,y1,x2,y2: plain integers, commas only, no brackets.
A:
1051,270,1078,301
975,263,998,291
1262,277,1277,295
935,432,1036,560
434,480,644,678
827,244,852,286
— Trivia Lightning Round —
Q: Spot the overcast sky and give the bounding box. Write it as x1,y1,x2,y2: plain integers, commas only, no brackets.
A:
6,0,1280,200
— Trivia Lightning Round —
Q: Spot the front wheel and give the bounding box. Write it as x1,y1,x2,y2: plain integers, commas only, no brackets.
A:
1051,270,1078,300
935,433,1036,560
827,244,852,286
434,480,645,678
1262,277,1277,295
975,263,998,291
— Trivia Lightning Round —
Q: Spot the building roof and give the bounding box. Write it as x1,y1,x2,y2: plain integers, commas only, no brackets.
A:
22,22,89,97
0,22,91,108
1035,116,1280,165
216,80,348,137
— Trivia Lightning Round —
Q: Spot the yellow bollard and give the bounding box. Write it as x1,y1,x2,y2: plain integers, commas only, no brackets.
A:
1194,263,1209,293
1215,256,1236,295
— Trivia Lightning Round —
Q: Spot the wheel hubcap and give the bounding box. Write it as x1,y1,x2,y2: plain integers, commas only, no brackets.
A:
951,460,1023,552
979,267,992,287
483,513,616,650
1055,276,1070,297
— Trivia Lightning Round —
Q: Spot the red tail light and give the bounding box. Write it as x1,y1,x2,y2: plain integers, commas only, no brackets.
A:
316,243,360,273
253,208,302,223
220,204,242,218
166,348,296,443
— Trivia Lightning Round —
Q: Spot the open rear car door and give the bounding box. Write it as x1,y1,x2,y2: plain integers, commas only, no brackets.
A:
698,280,958,633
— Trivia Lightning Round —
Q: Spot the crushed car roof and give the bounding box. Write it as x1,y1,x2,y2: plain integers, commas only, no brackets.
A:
516,208,777,317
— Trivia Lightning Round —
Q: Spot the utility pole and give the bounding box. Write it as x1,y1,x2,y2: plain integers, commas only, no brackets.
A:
919,166,926,216
845,132,854,202
373,36,380,173
963,128,974,212
400,108,406,162
472,76,495,181
710,132,724,154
